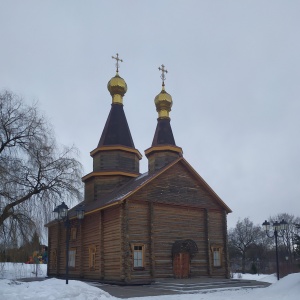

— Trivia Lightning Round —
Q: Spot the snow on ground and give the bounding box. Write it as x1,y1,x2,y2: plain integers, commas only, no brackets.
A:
0,263,299,300
129,274,300,300
0,262,47,280
232,272,278,283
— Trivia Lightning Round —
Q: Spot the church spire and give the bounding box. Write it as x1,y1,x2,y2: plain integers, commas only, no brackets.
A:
98,54,134,148
145,65,182,173
83,54,141,202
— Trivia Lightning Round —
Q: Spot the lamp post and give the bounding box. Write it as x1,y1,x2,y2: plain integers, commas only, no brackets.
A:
53,202,85,284
262,219,288,280
285,256,289,275
256,258,260,275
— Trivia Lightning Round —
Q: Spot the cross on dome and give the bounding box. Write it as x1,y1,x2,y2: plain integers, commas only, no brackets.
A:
112,53,123,73
158,64,168,86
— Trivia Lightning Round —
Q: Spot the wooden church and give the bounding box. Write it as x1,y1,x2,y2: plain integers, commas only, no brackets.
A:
46,57,232,283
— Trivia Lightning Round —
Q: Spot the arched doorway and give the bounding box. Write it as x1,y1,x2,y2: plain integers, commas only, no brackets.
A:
172,239,198,279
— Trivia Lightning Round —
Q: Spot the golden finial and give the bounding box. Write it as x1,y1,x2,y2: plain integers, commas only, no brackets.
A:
112,53,123,74
155,64,172,119
108,53,127,104
158,64,168,86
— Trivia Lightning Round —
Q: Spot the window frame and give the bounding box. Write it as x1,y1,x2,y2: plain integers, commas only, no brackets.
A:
89,245,97,270
70,228,77,241
211,246,223,267
68,248,76,268
131,244,145,270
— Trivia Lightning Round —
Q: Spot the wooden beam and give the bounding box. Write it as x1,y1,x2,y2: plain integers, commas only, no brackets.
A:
100,210,104,279
149,201,155,278
82,171,139,182
223,210,230,279
90,145,142,160
205,209,212,276
80,222,83,277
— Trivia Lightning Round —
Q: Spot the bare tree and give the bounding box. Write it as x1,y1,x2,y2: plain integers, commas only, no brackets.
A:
269,213,300,262
228,218,263,273
294,224,300,257
0,91,83,250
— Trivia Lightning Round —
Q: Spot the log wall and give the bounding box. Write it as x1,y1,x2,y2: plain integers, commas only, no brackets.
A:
48,224,60,276
151,203,206,278
124,200,226,280
126,201,152,281
123,161,229,280
93,150,139,174
208,209,227,277
134,163,221,210
148,151,180,173
81,212,101,279
102,205,121,280
84,179,94,204
84,175,132,203
48,220,81,277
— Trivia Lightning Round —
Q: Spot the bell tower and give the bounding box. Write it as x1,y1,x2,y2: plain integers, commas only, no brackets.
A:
83,54,142,203
145,64,182,173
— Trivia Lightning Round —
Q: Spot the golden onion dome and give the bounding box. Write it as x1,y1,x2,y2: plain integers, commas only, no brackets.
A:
154,85,173,119
107,73,127,104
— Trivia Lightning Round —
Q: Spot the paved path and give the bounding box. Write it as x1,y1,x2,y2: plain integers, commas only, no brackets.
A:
88,278,271,298
17,276,271,298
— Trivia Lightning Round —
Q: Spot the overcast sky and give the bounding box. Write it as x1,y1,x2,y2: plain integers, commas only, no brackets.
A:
1,1,299,229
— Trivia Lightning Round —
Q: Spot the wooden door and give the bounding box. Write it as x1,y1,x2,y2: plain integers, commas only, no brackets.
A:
173,252,190,278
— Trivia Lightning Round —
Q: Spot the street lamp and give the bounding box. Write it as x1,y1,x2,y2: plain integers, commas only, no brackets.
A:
262,219,288,280
285,255,289,275
53,202,85,284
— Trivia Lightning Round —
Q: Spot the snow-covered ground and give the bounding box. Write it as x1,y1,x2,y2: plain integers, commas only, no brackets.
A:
0,263,299,300
231,272,278,283
0,262,47,280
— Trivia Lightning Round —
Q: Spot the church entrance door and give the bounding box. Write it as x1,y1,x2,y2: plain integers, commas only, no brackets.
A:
173,252,190,278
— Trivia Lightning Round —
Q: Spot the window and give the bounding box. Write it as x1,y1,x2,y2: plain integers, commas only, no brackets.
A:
70,228,77,241
89,246,96,270
69,249,76,268
211,246,222,267
132,244,144,269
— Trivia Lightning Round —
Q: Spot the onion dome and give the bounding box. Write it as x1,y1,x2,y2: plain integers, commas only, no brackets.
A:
107,73,127,104
154,84,173,119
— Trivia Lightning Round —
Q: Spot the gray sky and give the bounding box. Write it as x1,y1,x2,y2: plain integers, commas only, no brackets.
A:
1,1,299,229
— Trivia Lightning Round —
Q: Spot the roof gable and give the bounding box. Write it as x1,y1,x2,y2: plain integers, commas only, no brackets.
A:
131,158,231,212
177,158,232,213
79,157,231,216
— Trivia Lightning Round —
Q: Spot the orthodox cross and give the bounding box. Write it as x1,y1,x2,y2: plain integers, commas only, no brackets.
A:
112,53,123,73
158,64,168,85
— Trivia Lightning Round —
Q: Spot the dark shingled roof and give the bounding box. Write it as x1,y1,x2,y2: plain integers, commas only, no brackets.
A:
81,169,159,214
62,160,180,221
98,103,135,148
152,118,176,146
45,171,155,226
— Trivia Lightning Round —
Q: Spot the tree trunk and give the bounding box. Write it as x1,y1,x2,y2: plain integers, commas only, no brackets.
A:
242,252,246,273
